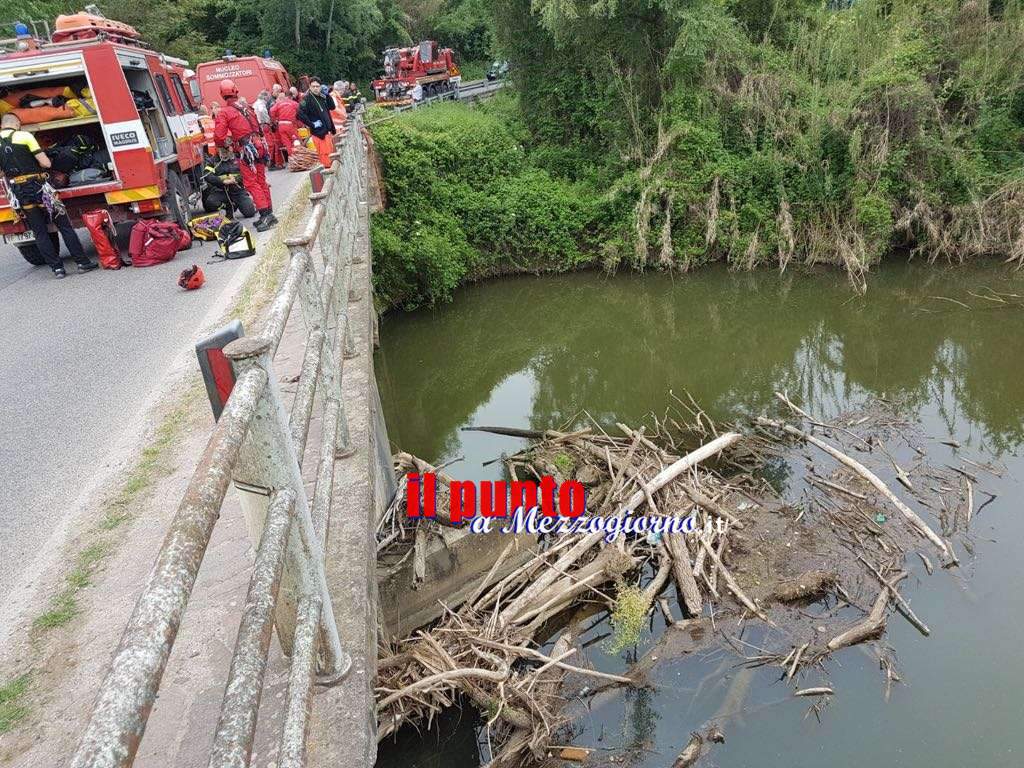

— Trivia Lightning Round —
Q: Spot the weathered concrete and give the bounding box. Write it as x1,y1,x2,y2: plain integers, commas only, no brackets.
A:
378,527,537,641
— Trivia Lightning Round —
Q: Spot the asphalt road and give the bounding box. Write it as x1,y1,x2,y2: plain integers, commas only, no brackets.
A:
0,168,306,598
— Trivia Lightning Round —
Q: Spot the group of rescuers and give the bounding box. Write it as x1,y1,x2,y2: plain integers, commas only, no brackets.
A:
0,76,360,278
199,78,360,230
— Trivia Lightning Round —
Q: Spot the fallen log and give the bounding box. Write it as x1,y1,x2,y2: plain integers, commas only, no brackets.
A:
662,537,703,616
826,572,907,651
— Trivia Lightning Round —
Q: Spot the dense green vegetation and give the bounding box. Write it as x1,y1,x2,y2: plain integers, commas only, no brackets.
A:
9,0,493,81
371,0,1024,307
369,100,609,307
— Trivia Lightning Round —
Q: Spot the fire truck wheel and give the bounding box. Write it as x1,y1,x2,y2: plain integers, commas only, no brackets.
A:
17,244,47,266
16,232,60,266
165,169,193,242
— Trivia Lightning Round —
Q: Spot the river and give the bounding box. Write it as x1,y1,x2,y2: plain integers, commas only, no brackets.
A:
374,262,1024,768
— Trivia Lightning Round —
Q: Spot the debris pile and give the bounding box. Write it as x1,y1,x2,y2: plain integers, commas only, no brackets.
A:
376,393,992,766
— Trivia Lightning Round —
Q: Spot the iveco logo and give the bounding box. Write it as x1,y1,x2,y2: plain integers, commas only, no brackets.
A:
110,130,140,148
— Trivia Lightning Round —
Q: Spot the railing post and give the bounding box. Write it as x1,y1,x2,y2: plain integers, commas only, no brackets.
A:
223,335,349,676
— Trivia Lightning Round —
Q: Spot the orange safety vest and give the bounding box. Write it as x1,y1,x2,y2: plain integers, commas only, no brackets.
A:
329,92,346,134
199,114,216,153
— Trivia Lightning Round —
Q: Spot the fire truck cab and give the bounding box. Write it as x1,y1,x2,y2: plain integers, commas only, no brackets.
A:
195,54,291,107
0,12,203,265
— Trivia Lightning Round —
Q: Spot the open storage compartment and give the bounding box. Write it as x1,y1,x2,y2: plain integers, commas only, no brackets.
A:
1,72,114,190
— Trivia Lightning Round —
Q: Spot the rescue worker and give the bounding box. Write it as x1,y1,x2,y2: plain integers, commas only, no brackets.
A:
252,90,283,169
0,113,96,278
297,77,336,168
197,104,216,155
201,149,257,219
343,81,363,114
329,81,348,135
213,79,276,232
269,89,300,163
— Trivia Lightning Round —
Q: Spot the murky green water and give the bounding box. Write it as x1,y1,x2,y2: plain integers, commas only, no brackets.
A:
375,262,1024,768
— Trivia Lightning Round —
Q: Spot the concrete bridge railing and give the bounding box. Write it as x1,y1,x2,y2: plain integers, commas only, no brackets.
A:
70,121,386,768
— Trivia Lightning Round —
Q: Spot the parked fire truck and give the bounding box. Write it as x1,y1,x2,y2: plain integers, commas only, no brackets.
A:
371,41,461,107
0,12,204,265
195,54,291,107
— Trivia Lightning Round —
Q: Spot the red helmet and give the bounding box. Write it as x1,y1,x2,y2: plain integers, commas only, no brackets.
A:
219,78,239,100
178,264,205,291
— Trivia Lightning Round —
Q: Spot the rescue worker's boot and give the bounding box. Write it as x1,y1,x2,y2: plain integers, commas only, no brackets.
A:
254,209,274,232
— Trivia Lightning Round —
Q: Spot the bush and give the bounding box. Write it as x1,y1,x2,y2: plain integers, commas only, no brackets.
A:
370,104,604,308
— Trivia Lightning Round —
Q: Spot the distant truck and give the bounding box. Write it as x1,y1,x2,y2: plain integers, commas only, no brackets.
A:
0,11,204,265
371,41,461,107
195,54,291,106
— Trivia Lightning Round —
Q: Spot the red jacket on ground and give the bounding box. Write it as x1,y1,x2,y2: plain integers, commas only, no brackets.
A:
213,101,258,147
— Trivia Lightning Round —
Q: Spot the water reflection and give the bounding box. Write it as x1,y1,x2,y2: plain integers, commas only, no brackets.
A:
378,262,1024,473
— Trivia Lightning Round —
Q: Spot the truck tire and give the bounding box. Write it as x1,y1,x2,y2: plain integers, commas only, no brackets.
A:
17,244,47,266
16,232,60,266
165,169,193,248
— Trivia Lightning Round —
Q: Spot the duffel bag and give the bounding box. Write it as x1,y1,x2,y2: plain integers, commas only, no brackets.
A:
130,219,192,267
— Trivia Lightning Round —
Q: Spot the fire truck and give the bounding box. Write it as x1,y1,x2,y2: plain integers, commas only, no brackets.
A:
195,54,292,107
0,12,204,265
371,41,461,107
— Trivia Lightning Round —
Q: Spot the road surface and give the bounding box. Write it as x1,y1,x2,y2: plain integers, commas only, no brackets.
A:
0,168,306,599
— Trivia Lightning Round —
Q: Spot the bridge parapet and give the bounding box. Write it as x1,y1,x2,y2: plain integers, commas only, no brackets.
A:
70,121,389,768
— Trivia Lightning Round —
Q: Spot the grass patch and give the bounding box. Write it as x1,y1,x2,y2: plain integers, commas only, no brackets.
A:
0,674,31,735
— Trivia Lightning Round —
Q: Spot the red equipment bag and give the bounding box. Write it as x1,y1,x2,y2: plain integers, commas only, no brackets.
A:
129,219,192,267
82,209,123,270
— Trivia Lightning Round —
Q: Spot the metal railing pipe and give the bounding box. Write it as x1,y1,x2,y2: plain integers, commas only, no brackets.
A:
277,596,322,768
224,339,348,675
208,488,296,768
259,251,311,355
70,367,269,768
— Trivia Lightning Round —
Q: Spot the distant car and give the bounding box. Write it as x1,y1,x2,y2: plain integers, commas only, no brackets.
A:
487,61,510,81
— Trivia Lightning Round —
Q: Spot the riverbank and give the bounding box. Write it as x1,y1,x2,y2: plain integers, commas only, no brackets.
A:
371,1,1024,310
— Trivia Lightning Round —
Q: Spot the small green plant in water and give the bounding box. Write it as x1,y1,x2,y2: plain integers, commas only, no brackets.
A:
0,674,30,734
608,585,648,653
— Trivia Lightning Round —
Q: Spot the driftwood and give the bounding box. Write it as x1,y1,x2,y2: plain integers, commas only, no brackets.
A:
758,418,955,564
827,572,907,651
378,400,986,766
663,537,703,616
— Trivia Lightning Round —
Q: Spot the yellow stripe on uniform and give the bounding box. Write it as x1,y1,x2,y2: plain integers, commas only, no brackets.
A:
104,185,161,204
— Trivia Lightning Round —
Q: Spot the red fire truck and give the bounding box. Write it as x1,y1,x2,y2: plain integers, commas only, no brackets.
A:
0,12,204,265
195,55,291,107
371,41,461,106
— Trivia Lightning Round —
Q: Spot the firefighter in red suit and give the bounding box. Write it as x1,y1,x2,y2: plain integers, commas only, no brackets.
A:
213,79,276,232
269,93,300,162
